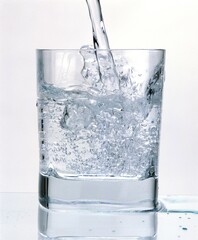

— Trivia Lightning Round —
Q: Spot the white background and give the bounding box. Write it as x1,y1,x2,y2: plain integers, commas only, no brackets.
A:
0,0,198,195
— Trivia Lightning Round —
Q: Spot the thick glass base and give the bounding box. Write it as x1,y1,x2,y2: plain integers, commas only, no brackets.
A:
39,173,158,212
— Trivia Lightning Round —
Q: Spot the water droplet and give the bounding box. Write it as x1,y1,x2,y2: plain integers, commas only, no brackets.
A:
112,230,116,233
182,227,188,231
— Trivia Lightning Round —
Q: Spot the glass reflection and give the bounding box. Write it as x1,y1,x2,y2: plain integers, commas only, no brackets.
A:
38,205,157,239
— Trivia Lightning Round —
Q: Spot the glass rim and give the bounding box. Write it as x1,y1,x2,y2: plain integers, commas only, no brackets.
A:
37,48,165,53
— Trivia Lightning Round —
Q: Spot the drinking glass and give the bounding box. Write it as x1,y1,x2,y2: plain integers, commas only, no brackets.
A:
37,48,165,211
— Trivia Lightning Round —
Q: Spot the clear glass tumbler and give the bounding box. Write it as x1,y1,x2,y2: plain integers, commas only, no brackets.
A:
37,48,165,211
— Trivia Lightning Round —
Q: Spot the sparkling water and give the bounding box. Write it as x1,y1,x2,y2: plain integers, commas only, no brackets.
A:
38,52,163,178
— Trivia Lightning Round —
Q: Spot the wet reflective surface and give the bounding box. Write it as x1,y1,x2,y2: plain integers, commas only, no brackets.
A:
0,193,198,239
